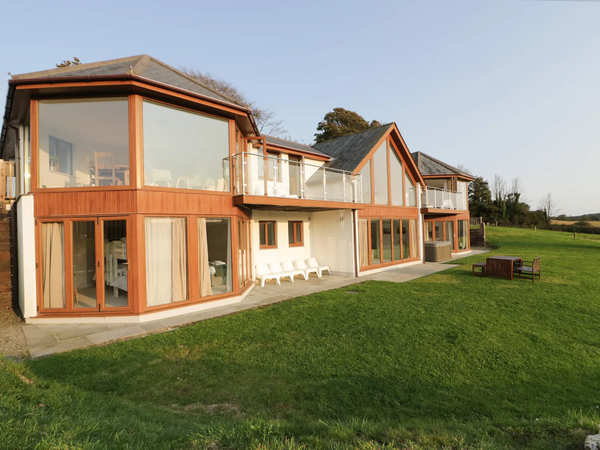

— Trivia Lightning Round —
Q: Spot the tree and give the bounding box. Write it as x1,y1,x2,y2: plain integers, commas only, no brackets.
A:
182,69,287,137
540,193,554,224
314,108,381,143
468,177,492,218
56,57,81,68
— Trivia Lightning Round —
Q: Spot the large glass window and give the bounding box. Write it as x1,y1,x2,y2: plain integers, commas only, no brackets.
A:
145,217,187,306
458,220,468,250
41,222,65,309
104,220,128,308
382,219,392,263
402,220,411,259
370,219,380,264
405,173,417,206
393,219,402,261
390,147,404,206
38,99,129,188
372,143,388,204
435,222,443,241
143,101,230,191
72,221,96,309
200,218,232,296
360,161,371,203
426,222,433,241
358,219,369,268
410,220,418,258
446,221,455,249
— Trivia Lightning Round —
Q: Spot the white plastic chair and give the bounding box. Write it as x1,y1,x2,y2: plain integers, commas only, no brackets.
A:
255,263,280,287
294,259,318,279
269,262,293,283
307,257,330,277
282,260,305,281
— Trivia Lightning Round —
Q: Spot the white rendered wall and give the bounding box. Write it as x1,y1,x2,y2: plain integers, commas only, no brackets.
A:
309,210,355,274
17,195,37,318
250,210,313,269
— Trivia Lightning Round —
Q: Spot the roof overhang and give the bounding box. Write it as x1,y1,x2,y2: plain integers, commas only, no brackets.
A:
264,142,331,161
1,74,260,159
423,174,475,182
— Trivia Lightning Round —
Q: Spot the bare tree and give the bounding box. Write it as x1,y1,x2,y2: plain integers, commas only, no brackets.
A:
510,177,521,196
182,68,287,137
540,193,554,223
492,174,506,202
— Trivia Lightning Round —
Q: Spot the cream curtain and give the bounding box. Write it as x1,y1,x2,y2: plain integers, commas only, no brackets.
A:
197,218,212,297
145,218,187,306
41,223,65,309
171,219,187,302
410,220,418,258
358,219,369,268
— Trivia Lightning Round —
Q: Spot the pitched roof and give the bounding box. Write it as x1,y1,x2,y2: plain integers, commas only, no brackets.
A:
264,135,330,159
312,124,393,172
411,151,473,179
10,54,242,108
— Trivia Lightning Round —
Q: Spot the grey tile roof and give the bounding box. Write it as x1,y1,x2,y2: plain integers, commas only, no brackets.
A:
264,135,330,158
411,151,473,179
312,124,393,172
11,55,240,107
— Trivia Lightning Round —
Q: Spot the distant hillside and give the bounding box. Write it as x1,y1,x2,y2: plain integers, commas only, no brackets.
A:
555,213,600,222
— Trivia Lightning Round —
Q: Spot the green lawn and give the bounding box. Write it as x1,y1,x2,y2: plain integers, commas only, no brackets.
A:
2,226,600,449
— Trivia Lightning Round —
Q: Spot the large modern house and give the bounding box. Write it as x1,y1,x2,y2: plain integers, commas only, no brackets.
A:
0,55,472,323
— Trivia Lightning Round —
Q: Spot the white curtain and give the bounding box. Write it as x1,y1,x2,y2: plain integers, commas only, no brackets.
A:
145,218,187,306
41,223,65,308
198,218,212,297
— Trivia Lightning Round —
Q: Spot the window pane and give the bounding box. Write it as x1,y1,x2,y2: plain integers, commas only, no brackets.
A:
390,148,404,206
360,160,371,203
446,221,455,249
370,219,380,263
39,99,129,188
201,218,231,296
402,220,410,259
393,219,401,261
143,101,230,191
288,221,294,245
372,143,388,204
73,221,96,309
435,222,443,241
458,220,468,249
405,173,416,206
259,223,266,246
410,220,418,258
358,219,369,268
41,223,65,309
426,222,433,241
104,220,128,308
296,222,302,243
267,222,276,246
145,217,187,306
382,220,392,263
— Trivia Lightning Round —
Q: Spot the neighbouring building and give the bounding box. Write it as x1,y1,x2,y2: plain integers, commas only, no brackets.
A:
0,55,472,323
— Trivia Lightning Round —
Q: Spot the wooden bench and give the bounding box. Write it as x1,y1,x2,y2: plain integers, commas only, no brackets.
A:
516,257,541,283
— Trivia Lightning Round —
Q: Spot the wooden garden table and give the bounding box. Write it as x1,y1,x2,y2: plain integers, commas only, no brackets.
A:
485,256,523,280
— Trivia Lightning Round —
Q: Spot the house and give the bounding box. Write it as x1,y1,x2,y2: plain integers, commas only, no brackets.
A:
0,55,472,323
412,152,473,251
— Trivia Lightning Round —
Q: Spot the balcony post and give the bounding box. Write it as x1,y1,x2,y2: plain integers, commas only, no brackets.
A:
300,161,305,199
241,154,246,195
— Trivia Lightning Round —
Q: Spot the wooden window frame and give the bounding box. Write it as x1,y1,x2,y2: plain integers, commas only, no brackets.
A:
259,220,277,249
288,220,303,247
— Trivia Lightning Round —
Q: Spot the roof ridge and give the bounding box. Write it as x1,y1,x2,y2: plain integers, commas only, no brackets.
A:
314,122,393,146
11,54,145,80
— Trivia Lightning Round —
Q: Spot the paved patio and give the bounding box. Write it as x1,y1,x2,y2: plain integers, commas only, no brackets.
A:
19,249,488,358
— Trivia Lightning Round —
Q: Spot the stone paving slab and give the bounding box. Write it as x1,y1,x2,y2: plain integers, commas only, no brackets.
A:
20,251,489,358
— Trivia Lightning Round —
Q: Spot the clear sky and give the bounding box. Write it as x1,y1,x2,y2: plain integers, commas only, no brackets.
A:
1,0,598,215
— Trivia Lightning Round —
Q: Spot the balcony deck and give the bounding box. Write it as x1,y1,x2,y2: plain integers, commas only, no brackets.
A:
230,152,366,209
421,187,468,214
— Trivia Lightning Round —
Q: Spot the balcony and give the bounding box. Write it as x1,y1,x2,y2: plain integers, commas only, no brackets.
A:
421,187,467,211
230,152,365,207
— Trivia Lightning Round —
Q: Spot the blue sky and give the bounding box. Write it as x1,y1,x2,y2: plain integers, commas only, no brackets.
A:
1,0,598,214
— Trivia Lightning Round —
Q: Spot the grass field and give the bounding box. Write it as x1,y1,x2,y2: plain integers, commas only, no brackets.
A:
551,219,600,227
2,226,600,449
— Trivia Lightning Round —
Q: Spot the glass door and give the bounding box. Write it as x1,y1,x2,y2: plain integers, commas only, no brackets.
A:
102,219,129,308
72,220,99,309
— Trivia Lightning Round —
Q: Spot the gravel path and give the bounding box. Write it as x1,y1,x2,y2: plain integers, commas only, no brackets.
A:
0,307,27,358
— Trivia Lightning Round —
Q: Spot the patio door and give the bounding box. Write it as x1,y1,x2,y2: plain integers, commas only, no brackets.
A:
289,155,301,197
39,217,130,313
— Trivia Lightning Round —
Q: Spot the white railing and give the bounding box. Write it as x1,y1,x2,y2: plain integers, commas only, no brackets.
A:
421,187,467,210
230,152,365,203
